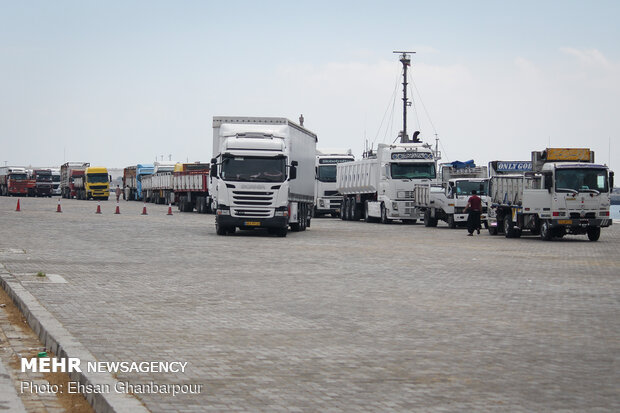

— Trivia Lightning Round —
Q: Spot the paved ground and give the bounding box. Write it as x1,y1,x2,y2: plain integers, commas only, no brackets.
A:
0,196,619,412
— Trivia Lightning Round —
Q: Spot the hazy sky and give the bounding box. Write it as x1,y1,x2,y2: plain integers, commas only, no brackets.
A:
1,0,618,170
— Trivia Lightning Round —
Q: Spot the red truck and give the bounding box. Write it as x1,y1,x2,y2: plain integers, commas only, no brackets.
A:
0,167,33,196
60,162,90,198
173,162,212,213
31,169,53,197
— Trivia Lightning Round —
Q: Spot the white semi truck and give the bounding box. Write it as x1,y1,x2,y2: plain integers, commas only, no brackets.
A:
488,148,613,241
337,142,436,223
210,116,317,237
415,162,489,228
314,148,355,217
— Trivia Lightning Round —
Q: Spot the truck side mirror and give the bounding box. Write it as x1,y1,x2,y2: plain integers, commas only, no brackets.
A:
610,171,614,190
543,172,553,192
290,161,298,180
210,162,217,178
109,174,112,182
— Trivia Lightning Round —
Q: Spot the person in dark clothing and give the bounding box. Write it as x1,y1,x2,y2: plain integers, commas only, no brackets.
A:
465,190,482,236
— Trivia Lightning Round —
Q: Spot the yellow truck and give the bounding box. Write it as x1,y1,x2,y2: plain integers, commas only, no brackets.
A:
73,166,110,200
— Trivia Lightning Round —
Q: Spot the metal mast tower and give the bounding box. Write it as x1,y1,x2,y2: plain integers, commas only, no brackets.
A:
393,51,420,144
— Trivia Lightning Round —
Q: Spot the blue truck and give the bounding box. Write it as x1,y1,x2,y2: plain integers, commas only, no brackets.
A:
123,164,154,201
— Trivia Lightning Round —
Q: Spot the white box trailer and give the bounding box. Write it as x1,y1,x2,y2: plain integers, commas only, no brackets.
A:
337,142,436,223
210,116,317,236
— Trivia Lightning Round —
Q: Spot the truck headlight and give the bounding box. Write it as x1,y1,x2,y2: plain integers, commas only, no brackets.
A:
392,202,398,211
319,199,325,207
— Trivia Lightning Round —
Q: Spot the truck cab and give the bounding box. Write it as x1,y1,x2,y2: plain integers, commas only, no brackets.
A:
32,169,53,197
0,167,31,196
314,149,355,217
51,169,61,196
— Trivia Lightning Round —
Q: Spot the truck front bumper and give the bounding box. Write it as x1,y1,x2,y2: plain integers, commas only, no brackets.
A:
216,214,288,229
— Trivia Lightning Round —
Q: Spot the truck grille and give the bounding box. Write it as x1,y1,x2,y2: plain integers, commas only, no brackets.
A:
232,191,274,206
233,209,272,218
90,185,108,189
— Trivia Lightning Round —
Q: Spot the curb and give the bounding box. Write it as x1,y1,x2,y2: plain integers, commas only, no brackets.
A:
0,271,149,413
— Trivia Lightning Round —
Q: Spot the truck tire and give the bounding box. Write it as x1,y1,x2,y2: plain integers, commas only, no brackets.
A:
380,204,392,224
364,201,375,223
424,209,437,227
488,225,498,235
447,214,457,229
216,223,228,235
342,198,349,221
351,200,360,221
540,220,553,241
504,215,517,238
300,204,307,231
587,227,601,241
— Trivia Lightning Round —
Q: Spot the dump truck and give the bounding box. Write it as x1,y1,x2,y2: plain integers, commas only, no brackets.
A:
414,161,489,228
73,166,110,200
60,162,90,198
488,148,613,241
0,167,32,196
337,142,437,223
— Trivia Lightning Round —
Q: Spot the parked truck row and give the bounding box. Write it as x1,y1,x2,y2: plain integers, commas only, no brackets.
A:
0,167,61,197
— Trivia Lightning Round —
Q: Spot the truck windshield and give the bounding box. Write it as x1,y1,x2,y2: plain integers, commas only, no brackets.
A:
456,180,488,196
9,174,28,180
390,163,436,179
87,173,109,183
36,175,52,182
555,168,609,193
221,156,286,183
52,175,60,182
317,165,337,182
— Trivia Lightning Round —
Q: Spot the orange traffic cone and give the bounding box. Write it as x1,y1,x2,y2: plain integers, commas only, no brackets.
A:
141,203,148,215
15,198,21,212
167,203,173,216
56,199,62,213
95,201,102,214
115,202,120,214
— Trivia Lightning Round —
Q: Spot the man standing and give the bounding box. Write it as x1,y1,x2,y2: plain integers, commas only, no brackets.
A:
465,190,482,236
115,185,122,202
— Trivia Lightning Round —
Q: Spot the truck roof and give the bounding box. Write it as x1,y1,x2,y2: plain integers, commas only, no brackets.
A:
214,116,318,141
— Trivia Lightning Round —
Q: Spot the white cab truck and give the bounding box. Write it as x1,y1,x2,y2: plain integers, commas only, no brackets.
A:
210,116,317,237
415,162,489,228
488,148,613,241
314,148,355,217
337,142,436,223
142,161,177,204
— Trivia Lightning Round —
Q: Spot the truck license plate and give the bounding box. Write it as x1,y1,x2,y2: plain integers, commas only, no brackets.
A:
558,219,572,225
245,221,261,226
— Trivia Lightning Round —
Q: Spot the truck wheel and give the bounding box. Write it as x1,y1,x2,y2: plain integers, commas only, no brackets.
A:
447,214,456,229
364,201,372,222
488,225,498,235
586,227,601,241
300,204,307,231
504,215,516,238
380,204,391,224
351,200,360,221
216,223,228,236
275,227,287,237
540,220,553,241
342,198,349,221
